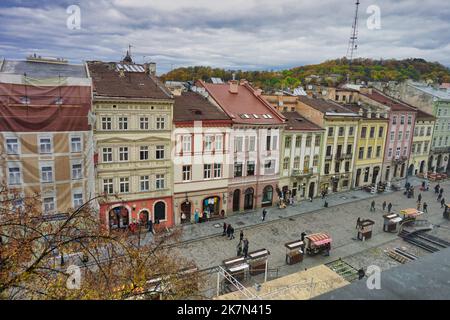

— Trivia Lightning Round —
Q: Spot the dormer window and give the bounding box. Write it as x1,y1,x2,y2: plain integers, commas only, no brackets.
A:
20,96,30,104
240,114,250,119
253,114,260,119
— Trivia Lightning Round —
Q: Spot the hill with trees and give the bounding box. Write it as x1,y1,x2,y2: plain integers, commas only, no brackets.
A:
161,58,450,91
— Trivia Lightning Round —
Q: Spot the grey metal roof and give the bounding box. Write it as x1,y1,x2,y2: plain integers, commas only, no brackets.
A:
410,82,450,101
0,59,87,78
315,247,450,300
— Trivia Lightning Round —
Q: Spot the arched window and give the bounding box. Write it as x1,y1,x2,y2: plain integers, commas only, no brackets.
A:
303,156,310,171
262,185,273,206
283,157,290,170
294,156,300,169
313,155,319,167
154,201,166,222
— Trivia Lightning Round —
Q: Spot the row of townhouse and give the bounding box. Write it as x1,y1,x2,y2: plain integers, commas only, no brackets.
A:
0,54,437,230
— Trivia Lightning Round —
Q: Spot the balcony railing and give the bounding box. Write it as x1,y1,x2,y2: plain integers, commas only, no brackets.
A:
292,168,314,177
432,146,450,154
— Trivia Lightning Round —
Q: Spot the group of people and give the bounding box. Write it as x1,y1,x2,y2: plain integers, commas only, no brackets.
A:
435,184,446,208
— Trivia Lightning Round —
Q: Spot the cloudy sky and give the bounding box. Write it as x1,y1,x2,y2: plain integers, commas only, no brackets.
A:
0,0,449,74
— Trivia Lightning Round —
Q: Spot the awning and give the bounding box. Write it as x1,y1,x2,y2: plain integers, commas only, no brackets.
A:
400,208,423,217
306,233,332,245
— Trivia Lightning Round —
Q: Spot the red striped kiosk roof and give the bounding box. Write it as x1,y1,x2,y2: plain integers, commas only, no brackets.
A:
306,233,332,246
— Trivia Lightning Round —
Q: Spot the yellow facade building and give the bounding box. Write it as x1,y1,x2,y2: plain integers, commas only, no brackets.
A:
410,110,435,176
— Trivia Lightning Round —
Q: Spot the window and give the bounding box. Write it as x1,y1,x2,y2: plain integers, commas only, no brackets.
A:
182,166,191,181
283,157,289,170
73,192,83,208
328,127,334,137
266,134,272,151
156,117,166,130
412,144,416,154
378,127,384,138
204,135,213,151
264,160,275,174
345,161,350,172
204,164,212,179
8,167,21,185
338,127,344,137
358,147,364,159
295,136,302,148
400,116,405,125
140,146,149,160
367,146,373,158
118,117,128,130
156,145,165,159
103,147,113,162
305,135,312,147
235,137,243,152
155,174,165,189
405,130,410,140
72,163,82,180
403,147,407,156
154,201,166,221
369,127,375,138
414,127,419,137
285,136,291,149
360,127,367,138
388,148,393,157
324,163,330,175
39,137,52,154
247,161,255,176
294,157,300,169
140,176,150,191
272,135,278,150
119,177,129,193
390,131,395,141
392,116,397,125
349,127,354,136
407,115,412,125
246,136,254,152
427,127,432,136
101,117,112,130
326,146,332,156
419,127,424,136
346,144,352,155
215,135,223,151
398,131,402,140
6,138,19,154
424,142,429,153
43,197,55,213
303,156,310,170
334,161,340,173
314,135,321,146
234,163,243,177
313,155,319,167
119,147,129,161
140,117,149,130
103,178,114,194
41,166,53,183
182,135,192,153
71,136,82,153
214,163,222,178
376,146,382,158
396,147,401,157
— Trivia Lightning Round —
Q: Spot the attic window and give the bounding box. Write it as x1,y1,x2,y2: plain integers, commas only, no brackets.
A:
253,114,260,119
240,114,251,119
295,118,303,122
190,109,202,115
264,114,273,119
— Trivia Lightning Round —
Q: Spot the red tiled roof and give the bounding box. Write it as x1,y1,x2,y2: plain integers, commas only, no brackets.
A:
87,61,172,100
297,96,356,114
199,80,285,125
282,111,324,131
174,91,231,122
361,90,417,112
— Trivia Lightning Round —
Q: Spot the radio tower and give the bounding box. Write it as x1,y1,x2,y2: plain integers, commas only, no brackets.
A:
346,0,360,61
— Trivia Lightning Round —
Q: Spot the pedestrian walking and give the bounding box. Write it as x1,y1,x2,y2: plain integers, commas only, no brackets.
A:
237,240,243,256
440,187,444,194
387,202,392,213
418,193,422,203
441,198,446,208
222,222,227,236
240,230,244,241
243,239,249,258
437,193,442,201
230,226,235,240
382,201,387,211
423,202,428,213
356,217,361,229
262,208,267,221
226,224,232,239
370,200,376,212
417,202,421,210
435,184,440,194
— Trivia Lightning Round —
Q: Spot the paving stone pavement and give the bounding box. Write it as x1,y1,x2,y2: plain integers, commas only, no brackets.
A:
167,176,450,277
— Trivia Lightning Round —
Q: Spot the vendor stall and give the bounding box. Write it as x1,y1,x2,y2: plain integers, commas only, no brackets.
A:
222,256,248,282
247,249,270,277
400,208,423,222
357,219,375,240
284,240,304,265
304,233,332,256
382,214,402,232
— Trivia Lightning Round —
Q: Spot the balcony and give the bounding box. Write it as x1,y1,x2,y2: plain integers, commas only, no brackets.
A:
432,146,450,154
292,168,314,178
344,153,353,159
392,156,408,164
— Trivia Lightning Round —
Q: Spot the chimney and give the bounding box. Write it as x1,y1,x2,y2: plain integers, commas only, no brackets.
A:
229,80,239,94
148,62,156,75
240,79,248,85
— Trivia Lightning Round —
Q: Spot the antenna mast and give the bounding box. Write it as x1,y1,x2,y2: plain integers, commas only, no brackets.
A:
346,0,360,61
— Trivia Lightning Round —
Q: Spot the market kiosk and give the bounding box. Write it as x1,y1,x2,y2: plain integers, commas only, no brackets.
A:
247,249,270,276
222,256,248,282
284,240,304,265
357,219,375,240
304,233,332,256
400,208,423,222
382,213,402,232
